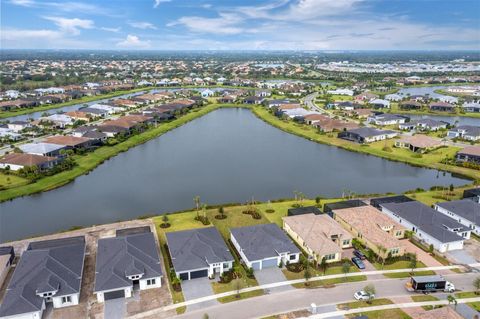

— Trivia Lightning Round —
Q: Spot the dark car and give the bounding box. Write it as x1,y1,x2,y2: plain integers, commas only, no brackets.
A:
353,249,366,260
351,257,365,269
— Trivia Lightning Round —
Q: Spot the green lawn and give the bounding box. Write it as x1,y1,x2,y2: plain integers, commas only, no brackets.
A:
411,294,441,310
455,291,480,312
0,173,29,189
338,298,393,310
371,260,435,278
346,309,412,319
217,289,264,303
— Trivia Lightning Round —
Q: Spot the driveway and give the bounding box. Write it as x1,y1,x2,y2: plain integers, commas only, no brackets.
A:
343,248,382,279
104,298,126,319
254,267,293,293
447,249,478,265
181,278,218,312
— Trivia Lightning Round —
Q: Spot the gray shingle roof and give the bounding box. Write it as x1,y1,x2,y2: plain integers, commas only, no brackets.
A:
166,227,234,272
436,199,480,225
231,223,300,261
381,201,465,244
94,232,162,292
346,127,396,138
0,237,85,317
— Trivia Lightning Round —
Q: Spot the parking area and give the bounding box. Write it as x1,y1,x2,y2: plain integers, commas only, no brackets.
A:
181,277,218,311
105,298,126,319
254,267,293,293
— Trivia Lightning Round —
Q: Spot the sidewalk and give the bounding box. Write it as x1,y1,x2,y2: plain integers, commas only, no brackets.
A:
303,297,480,319
126,263,480,319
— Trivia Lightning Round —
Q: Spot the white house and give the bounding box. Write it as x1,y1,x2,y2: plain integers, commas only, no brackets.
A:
200,89,215,98
230,223,300,270
0,237,85,319
327,88,354,96
166,227,234,280
94,228,162,303
380,201,468,253
435,199,480,236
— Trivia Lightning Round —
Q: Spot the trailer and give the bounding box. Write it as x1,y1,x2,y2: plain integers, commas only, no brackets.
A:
405,275,455,293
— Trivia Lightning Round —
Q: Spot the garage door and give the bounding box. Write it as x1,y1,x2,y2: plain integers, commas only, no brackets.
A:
251,261,261,270
262,258,278,269
179,272,189,281
190,269,208,279
104,290,125,300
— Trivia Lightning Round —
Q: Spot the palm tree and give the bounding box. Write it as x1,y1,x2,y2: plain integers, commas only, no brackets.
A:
319,257,328,275
409,253,417,274
194,195,200,218
342,262,351,281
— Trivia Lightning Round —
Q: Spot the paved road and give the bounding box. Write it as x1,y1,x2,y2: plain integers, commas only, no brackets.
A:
176,273,478,319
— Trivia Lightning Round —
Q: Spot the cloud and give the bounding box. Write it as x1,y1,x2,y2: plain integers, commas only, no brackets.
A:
9,0,115,16
128,21,157,30
154,0,171,8
0,27,96,49
116,35,151,48
101,27,121,33
9,0,35,6
43,16,94,35
168,13,245,35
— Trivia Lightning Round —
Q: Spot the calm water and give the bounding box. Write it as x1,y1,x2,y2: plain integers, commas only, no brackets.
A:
0,108,470,242
397,85,451,100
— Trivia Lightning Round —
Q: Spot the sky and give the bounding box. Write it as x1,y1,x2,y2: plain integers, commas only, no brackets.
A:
1,0,479,50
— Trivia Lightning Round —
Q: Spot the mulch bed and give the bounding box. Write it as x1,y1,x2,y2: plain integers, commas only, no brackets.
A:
215,214,227,220
286,263,304,273
160,223,171,228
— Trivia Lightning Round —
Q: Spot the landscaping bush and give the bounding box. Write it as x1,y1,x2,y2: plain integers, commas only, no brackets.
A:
286,262,304,273
219,271,234,284
265,209,275,213
160,223,171,228
194,216,211,225
382,146,392,152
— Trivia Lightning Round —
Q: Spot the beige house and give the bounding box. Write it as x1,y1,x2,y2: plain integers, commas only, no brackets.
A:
283,214,353,263
333,206,406,259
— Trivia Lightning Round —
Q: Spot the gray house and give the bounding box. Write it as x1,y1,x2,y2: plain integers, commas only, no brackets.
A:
166,227,234,280
435,199,480,236
230,223,300,270
94,228,163,303
0,237,86,319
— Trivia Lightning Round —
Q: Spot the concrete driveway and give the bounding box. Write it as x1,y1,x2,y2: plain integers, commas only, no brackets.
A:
343,248,382,279
254,267,293,293
181,278,218,312
104,298,126,319
447,249,477,265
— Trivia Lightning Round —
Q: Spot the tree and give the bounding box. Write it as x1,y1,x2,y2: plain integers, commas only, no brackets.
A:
319,257,328,275
233,279,243,298
304,259,312,286
342,261,351,281
194,195,200,218
218,206,225,218
364,284,376,304
447,295,457,309
428,244,434,254
162,213,169,225
409,253,417,274
474,277,480,295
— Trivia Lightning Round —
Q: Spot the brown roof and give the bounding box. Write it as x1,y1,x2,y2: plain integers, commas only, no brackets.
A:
333,206,406,250
459,145,480,157
430,101,454,107
278,104,302,110
420,307,463,319
303,114,330,121
44,135,91,147
313,119,359,132
100,114,150,129
0,153,56,166
398,135,442,149
65,111,91,119
283,214,352,257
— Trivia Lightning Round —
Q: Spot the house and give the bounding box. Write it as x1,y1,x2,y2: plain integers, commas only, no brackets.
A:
0,246,14,291
0,128,21,141
44,135,94,150
447,125,480,141
79,107,109,118
243,96,264,104
313,120,359,133
429,102,455,112
40,114,73,128
283,214,353,263
7,121,31,132
399,119,448,131
327,89,354,96
463,188,480,203
303,114,330,125
323,200,367,215
88,103,123,114
94,228,163,303
463,102,480,113
400,100,422,110
65,111,92,121
338,127,398,144
435,199,480,236
367,114,407,126
0,237,86,319
385,94,402,101
380,201,469,252
354,92,378,102
335,101,364,110
200,89,215,98
255,90,271,97
166,227,234,280
230,223,300,270
394,135,442,153
333,206,406,258
456,146,480,164
369,99,390,109
287,206,322,216
370,195,414,210
19,143,67,157
0,153,59,171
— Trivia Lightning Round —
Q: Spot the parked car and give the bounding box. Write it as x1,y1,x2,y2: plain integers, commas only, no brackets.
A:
351,257,365,269
354,290,375,301
353,249,366,260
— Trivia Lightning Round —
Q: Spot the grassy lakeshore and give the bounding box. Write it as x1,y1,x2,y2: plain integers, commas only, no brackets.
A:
250,105,479,182
0,103,239,202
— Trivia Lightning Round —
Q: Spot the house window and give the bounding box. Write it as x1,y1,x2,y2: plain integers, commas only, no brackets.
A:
289,254,296,261
390,248,399,255
147,279,156,286
342,240,350,246
61,296,72,304
395,231,402,237
223,263,230,269
324,254,336,261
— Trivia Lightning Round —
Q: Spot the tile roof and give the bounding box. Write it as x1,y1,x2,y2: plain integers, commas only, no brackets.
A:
19,142,65,155
0,153,56,166
44,135,91,147
283,214,351,257
458,145,480,157
397,135,442,148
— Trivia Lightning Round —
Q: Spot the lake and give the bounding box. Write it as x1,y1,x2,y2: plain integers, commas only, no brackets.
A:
0,108,470,242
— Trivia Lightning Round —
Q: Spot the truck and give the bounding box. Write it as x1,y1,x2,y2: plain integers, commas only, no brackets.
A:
405,275,455,293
